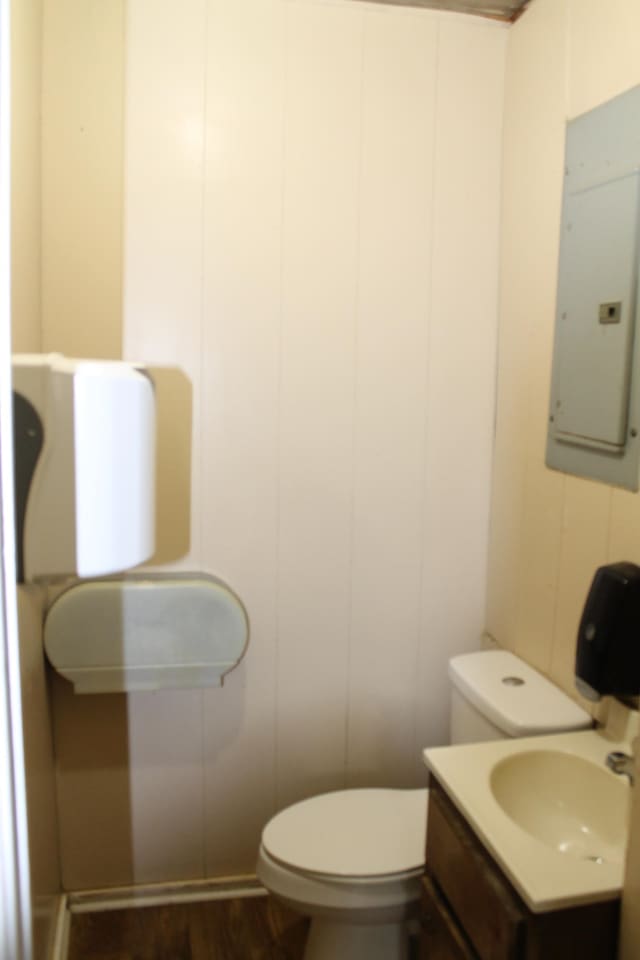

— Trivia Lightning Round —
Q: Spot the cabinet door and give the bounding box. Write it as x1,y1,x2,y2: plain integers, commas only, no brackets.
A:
419,876,478,960
425,778,620,960
427,781,526,960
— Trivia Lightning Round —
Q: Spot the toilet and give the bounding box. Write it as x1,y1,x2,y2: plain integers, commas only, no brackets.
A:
257,650,591,960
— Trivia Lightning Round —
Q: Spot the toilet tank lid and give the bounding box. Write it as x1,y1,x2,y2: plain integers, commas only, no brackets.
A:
449,651,591,737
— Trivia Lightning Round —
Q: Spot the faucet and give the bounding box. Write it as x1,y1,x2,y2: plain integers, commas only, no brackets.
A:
606,751,635,786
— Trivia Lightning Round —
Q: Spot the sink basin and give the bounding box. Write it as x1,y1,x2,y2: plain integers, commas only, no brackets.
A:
490,750,629,865
425,723,638,910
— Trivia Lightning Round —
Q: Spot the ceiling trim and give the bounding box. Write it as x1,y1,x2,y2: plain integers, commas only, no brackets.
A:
349,0,531,24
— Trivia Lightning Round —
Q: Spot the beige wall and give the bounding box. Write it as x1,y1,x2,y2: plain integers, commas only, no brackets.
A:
46,0,506,888
621,742,640,959
488,0,640,708
11,0,42,354
17,589,60,960
11,1,62,957
41,0,124,359
488,0,640,954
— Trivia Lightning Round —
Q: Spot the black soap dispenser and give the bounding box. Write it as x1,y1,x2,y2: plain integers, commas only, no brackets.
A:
575,561,640,702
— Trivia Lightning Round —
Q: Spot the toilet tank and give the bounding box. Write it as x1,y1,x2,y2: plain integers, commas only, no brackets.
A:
448,650,591,745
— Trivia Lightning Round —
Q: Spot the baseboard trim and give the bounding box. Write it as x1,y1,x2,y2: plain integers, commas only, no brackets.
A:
67,875,266,914
50,895,70,960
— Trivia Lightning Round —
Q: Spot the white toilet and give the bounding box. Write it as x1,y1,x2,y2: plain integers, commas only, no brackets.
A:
257,650,591,960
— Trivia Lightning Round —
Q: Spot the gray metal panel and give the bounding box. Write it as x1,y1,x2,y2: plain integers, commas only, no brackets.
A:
547,85,640,491
554,175,639,449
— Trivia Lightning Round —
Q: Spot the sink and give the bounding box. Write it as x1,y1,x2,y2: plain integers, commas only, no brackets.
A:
490,750,629,865
425,723,637,910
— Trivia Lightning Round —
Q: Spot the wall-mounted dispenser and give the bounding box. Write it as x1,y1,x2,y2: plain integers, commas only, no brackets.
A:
44,575,249,693
575,561,640,701
12,354,155,581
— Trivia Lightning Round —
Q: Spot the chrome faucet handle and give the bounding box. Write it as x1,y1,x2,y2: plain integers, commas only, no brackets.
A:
606,751,635,786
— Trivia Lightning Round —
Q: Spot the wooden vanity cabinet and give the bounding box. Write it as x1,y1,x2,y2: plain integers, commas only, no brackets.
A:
419,778,620,960
419,873,477,960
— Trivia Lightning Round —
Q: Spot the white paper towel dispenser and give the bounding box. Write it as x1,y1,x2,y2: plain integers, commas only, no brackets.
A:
44,575,249,693
12,354,155,581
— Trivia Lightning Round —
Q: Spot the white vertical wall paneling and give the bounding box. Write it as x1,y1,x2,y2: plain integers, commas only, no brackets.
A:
201,0,285,874
123,0,207,571
346,7,437,789
123,0,208,881
275,0,363,810
128,691,208,882
119,0,506,880
416,18,507,756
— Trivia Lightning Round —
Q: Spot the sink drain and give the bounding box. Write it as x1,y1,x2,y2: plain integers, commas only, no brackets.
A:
583,855,606,865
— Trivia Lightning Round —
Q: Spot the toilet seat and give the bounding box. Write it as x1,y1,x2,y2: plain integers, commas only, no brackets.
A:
261,788,428,879
257,843,424,916
258,788,429,960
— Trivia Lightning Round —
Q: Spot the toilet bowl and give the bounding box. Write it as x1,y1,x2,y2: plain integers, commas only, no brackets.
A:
256,788,428,960
257,651,593,960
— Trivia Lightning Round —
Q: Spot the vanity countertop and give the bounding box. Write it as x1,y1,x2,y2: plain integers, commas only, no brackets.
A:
423,710,637,914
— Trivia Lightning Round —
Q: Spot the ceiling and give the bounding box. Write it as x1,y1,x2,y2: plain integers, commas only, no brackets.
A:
352,0,531,22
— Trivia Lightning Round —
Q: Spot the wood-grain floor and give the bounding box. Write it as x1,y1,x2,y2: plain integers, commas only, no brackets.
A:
67,894,309,960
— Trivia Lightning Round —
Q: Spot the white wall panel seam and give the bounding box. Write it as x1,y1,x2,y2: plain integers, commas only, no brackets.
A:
481,31,507,639
603,488,614,562
343,4,366,788
550,473,568,671
493,30,526,655
564,0,571,120
273,0,289,819
412,14,440,775
199,0,211,876
196,0,211,574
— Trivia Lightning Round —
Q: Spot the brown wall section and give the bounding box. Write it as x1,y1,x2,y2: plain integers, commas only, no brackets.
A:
41,0,125,360
11,1,63,957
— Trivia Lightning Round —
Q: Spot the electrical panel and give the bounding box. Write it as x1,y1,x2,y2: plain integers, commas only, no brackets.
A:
547,86,640,490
